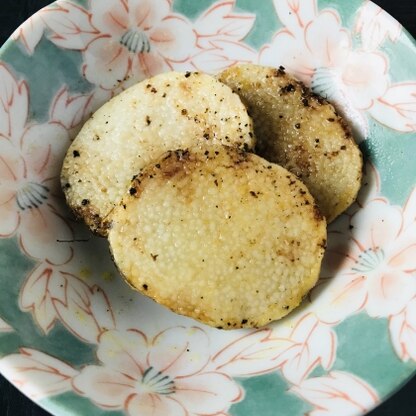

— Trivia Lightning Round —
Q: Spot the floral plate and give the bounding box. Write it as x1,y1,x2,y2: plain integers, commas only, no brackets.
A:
0,0,416,415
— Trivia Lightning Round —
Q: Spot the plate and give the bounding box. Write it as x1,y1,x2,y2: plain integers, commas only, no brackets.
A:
0,1,415,415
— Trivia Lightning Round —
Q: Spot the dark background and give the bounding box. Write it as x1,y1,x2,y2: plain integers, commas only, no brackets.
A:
0,0,415,415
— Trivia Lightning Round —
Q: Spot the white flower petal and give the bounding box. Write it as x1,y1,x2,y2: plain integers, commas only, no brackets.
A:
291,371,379,416
44,1,99,50
149,15,195,62
83,37,132,89
0,64,29,141
73,365,133,408
0,348,78,400
194,0,255,48
212,329,290,377
369,83,416,132
149,326,209,378
97,329,148,377
19,205,73,264
273,0,317,34
19,264,66,334
175,372,242,414
355,2,402,51
12,15,45,55
366,271,416,317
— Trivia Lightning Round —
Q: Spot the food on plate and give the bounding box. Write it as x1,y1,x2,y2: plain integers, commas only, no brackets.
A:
61,71,255,236
218,64,362,222
108,145,327,329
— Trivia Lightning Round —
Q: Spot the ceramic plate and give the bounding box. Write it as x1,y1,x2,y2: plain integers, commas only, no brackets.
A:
0,1,415,415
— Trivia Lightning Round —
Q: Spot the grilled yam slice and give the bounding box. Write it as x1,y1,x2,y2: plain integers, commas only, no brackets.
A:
108,145,327,329
61,72,255,235
219,64,362,222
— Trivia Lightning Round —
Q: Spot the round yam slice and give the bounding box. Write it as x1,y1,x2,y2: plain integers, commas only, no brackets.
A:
218,64,362,223
108,145,327,329
61,72,255,235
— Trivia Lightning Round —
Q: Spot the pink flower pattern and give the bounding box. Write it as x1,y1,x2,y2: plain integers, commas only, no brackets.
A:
20,262,116,340
313,189,416,323
44,0,196,90
73,327,243,415
0,64,73,264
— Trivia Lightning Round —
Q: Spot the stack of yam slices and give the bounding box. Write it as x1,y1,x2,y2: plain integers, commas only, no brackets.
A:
61,66,362,329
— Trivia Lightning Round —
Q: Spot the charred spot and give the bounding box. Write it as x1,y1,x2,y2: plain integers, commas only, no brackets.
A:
299,189,306,195
81,199,89,206
241,319,248,324
162,92,167,98
313,204,324,221
340,145,347,150
155,163,161,169
146,115,151,125
203,133,210,140
64,183,71,189
327,118,335,122
320,239,327,249
302,98,309,107
181,109,188,116
142,284,148,290
216,326,223,330
129,187,137,195
150,253,159,261
273,66,286,76
250,191,258,198
295,123,301,129
185,71,191,78
283,305,289,310
311,91,326,104
146,84,152,89
73,150,80,157
281,83,295,94
150,87,157,93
